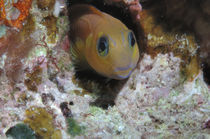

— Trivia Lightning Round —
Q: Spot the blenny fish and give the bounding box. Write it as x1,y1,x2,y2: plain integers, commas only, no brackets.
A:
69,4,139,80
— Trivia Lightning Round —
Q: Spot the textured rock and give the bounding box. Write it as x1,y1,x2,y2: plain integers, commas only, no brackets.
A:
0,0,209,138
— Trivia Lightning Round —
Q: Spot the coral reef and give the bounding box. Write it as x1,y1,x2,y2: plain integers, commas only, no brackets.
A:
140,0,210,84
139,9,200,81
0,0,209,138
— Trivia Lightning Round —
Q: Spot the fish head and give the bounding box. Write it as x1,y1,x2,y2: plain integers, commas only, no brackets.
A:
85,19,139,80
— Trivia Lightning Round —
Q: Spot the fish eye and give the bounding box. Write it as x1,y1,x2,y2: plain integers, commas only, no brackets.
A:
128,32,136,48
97,36,109,56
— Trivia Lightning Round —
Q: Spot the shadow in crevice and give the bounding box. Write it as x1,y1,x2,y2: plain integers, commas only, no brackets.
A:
74,70,127,109
202,62,210,85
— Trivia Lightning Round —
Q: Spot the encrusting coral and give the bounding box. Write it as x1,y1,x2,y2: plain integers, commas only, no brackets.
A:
0,0,33,29
24,106,62,139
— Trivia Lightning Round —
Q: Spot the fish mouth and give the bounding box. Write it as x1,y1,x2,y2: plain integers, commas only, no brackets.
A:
113,64,135,79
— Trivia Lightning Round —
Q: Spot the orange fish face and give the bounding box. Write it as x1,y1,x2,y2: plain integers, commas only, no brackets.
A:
69,4,140,80
85,24,139,80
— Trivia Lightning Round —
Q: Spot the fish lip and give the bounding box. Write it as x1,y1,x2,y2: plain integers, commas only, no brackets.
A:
114,64,134,72
114,69,133,79
113,64,136,79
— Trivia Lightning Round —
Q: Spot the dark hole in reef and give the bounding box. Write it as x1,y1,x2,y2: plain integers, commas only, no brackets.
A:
74,70,127,109
69,101,74,105
202,63,210,85
67,0,139,109
60,102,73,118
141,0,194,33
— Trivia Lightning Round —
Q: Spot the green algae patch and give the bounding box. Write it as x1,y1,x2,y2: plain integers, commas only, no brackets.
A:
24,107,62,139
6,123,36,139
89,106,105,116
67,118,85,137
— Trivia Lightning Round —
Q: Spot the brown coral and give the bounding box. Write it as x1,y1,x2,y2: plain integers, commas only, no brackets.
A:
41,15,58,44
24,65,43,92
37,0,55,10
24,107,62,139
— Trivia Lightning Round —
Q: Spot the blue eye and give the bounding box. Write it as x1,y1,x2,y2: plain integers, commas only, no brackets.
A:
97,36,109,56
128,32,136,48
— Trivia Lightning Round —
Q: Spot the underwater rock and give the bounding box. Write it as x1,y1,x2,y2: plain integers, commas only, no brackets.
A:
139,9,200,81
24,65,43,92
164,0,210,64
141,0,210,83
41,93,55,105
19,14,35,41
0,31,35,84
37,0,55,10
0,0,33,29
60,102,73,118
41,15,58,44
0,0,209,138
125,0,142,22
204,120,210,129
105,0,142,22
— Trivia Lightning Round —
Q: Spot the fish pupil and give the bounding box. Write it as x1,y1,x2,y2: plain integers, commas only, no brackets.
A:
97,36,109,56
99,40,106,52
128,32,136,47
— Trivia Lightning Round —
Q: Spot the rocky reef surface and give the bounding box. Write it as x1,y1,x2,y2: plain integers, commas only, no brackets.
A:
0,0,210,138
